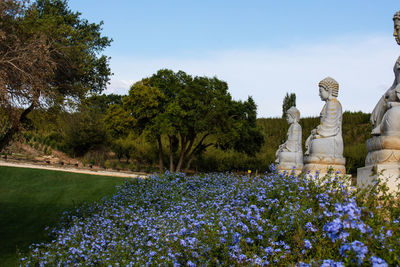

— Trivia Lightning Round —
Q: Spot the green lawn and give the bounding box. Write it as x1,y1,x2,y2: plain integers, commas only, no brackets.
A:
0,166,129,266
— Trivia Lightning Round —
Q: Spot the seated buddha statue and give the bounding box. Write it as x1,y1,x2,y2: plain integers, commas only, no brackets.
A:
363,11,400,166
275,106,303,172
370,56,400,136
303,77,346,174
357,11,400,192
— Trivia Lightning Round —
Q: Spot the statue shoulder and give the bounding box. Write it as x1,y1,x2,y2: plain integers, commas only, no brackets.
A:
328,98,342,110
292,122,302,130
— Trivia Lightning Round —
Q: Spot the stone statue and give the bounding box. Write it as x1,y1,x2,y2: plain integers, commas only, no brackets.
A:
275,106,303,172
370,56,400,135
370,11,400,135
303,77,346,174
357,11,400,192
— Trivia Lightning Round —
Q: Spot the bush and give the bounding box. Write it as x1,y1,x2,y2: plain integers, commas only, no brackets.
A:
61,111,107,157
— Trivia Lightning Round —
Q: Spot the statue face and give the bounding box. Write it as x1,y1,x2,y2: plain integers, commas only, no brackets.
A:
286,114,294,124
394,19,400,45
319,86,330,101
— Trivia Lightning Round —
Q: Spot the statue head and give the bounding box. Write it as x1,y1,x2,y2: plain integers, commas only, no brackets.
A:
394,11,400,45
286,106,300,124
319,77,339,101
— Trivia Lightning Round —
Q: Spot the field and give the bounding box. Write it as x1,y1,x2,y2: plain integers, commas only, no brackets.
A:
0,166,128,266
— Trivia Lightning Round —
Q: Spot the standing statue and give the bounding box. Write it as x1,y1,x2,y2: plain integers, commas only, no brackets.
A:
275,106,303,172
357,11,400,192
303,77,346,174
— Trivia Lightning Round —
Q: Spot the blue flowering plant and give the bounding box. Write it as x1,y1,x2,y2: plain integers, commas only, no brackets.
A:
20,167,400,266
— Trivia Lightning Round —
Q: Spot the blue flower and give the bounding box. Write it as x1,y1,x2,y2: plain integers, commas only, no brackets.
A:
303,239,312,250
305,222,317,232
245,237,254,244
340,241,368,265
187,260,196,267
369,256,388,267
320,259,344,267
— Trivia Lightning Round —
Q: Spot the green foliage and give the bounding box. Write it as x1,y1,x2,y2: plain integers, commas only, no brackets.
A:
342,112,370,175
118,69,264,172
256,111,370,174
104,104,136,138
110,135,136,162
83,94,123,115
282,92,296,118
0,0,112,151
60,109,107,157
25,0,112,96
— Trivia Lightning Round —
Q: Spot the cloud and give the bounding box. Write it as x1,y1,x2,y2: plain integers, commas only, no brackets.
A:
107,35,399,118
105,79,135,95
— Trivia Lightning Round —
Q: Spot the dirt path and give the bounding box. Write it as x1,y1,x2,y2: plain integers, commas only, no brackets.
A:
0,160,147,178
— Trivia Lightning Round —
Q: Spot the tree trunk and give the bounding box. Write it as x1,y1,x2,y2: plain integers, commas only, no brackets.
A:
168,136,174,172
0,102,36,152
184,143,213,173
0,125,19,153
183,157,194,173
175,134,195,173
182,133,210,172
157,136,164,173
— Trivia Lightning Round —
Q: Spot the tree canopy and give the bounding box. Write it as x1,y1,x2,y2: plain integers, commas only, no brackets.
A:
106,69,264,172
0,0,112,151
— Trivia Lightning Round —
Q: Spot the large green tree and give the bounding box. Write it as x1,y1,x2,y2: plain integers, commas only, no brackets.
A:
0,0,112,151
107,69,264,172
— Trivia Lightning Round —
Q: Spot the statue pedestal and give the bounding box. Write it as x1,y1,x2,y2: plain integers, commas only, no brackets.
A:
357,164,400,192
303,156,346,176
277,161,303,175
276,151,303,174
357,136,400,192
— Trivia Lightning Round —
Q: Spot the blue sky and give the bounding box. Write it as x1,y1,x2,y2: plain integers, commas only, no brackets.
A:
68,0,400,117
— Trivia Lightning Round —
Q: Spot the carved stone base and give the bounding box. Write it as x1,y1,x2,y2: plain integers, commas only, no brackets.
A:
365,136,400,165
303,156,346,176
357,164,400,192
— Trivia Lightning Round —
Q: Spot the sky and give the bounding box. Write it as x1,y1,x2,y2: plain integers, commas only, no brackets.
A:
67,0,400,118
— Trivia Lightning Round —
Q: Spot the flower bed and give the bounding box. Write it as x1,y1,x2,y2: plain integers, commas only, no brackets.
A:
20,167,400,266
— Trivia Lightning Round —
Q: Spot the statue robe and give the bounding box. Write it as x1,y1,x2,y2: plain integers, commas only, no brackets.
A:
306,98,343,158
371,57,400,135
276,122,302,167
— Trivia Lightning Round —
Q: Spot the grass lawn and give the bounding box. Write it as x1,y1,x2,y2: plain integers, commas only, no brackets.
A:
0,166,129,267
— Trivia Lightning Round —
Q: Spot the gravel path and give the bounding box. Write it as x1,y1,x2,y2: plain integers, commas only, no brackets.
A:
0,160,147,178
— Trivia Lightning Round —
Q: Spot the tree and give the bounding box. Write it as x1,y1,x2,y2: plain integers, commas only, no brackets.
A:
60,107,107,157
0,0,55,149
110,69,264,173
282,92,296,118
104,103,136,139
0,0,112,151
84,94,123,114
